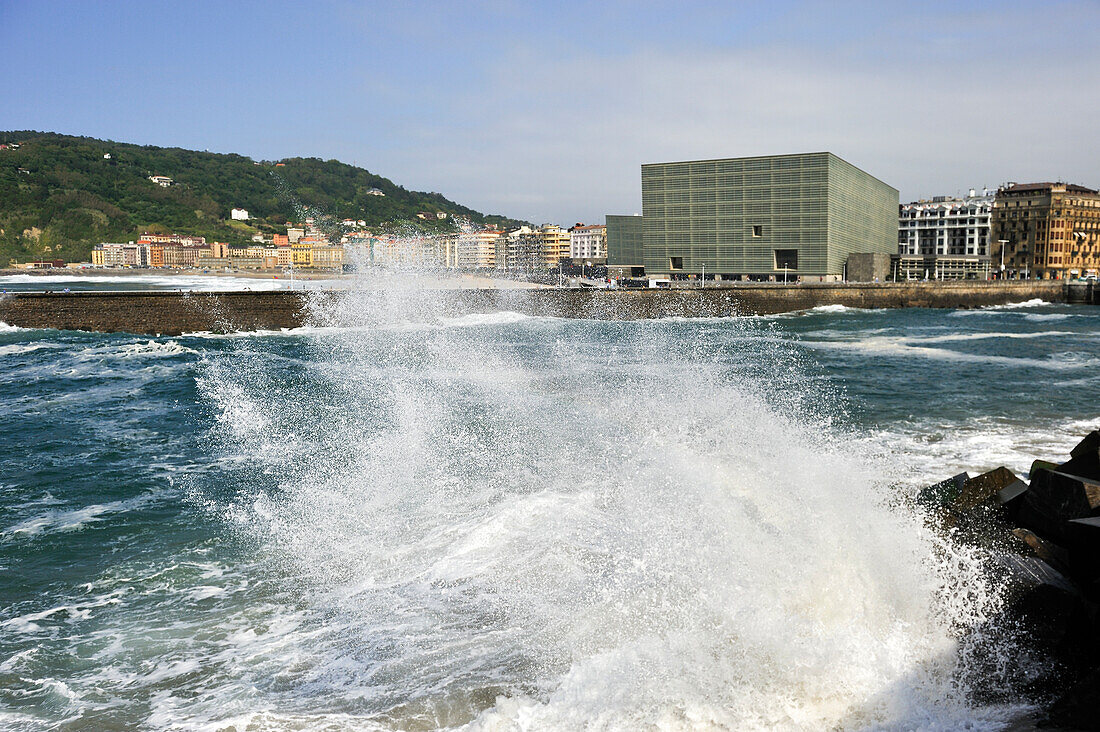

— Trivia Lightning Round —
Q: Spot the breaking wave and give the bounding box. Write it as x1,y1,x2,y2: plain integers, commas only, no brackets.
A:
182,279,1024,730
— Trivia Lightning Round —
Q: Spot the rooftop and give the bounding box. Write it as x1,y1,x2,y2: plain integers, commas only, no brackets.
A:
1001,182,1098,195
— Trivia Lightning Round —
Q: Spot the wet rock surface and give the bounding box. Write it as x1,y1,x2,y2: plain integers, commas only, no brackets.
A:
926,430,1100,730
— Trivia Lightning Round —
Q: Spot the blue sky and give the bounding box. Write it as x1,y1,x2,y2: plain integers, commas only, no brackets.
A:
2,0,1098,224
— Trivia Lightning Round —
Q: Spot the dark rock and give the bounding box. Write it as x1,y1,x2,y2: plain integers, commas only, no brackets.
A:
998,478,1031,522
1029,459,1059,479
1065,517,1100,589
1045,665,1100,730
956,467,1021,512
918,471,968,509
1060,430,1100,482
1010,527,1070,573
995,553,1100,695
1017,470,1100,544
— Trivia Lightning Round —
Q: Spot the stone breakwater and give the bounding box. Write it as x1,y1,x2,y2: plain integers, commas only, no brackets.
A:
926,431,1100,730
0,281,1067,335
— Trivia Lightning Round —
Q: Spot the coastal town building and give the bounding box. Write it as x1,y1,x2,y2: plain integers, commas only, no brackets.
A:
455,230,501,270
569,224,607,262
148,176,173,187
231,208,249,220
92,243,138,267
641,152,898,281
537,224,571,268
496,226,541,272
895,190,993,280
991,182,1100,280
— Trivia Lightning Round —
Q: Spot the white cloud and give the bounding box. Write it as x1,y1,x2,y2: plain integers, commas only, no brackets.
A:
356,7,1100,224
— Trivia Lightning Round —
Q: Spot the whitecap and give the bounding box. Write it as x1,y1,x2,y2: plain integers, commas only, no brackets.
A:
2,495,154,541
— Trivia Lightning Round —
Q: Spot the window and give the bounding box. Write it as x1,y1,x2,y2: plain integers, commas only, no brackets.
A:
669,256,683,270
774,249,798,270
752,225,763,237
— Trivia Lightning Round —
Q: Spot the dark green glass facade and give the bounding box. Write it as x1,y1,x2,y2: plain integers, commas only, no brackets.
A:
640,152,897,277
606,214,644,267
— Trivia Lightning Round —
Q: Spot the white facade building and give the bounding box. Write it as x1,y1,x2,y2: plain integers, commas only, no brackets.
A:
569,224,607,261
231,208,250,220
899,191,993,256
896,190,993,280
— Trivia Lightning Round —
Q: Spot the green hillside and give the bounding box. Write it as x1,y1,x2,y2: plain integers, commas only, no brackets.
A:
0,131,521,264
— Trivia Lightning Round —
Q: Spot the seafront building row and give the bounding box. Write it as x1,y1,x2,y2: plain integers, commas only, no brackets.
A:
89,222,608,274
77,153,1098,283
607,153,1100,282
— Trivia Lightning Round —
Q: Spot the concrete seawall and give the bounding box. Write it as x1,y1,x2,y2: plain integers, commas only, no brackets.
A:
0,281,1068,335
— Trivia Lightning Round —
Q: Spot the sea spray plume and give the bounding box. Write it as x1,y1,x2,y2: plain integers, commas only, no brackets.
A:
191,268,1025,730
268,170,345,243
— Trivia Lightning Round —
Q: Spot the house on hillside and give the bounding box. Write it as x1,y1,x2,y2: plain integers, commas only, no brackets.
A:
231,208,249,221
149,175,173,187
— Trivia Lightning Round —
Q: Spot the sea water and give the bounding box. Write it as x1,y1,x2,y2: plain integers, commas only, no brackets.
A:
2,279,1098,730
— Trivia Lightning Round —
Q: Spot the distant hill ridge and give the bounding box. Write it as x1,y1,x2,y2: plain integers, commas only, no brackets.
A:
0,131,520,264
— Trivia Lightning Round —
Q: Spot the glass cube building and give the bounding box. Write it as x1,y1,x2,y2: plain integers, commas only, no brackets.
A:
640,152,898,279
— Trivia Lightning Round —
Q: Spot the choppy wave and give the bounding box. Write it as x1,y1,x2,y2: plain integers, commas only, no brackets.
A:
803,334,1098,370
902,330,1077,344
951,298,1053,316
2,495,154,542
0,342,60,357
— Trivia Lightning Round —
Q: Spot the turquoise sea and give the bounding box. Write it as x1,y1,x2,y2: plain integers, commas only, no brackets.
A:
2,275,1098,730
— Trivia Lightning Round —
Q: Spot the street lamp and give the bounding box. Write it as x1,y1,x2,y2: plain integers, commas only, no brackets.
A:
997,239,1008,280
701,263,705,289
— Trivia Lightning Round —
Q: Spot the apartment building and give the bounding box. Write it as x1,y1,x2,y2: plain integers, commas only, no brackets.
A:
895,190,993,280
569,224,607,261
455,230,501,269
991,182,1100,279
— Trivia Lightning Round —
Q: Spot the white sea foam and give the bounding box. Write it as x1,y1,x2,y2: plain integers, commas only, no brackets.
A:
2,495,153,541
183,283,1022,730
904,330,1076,344
0,342,58,356
117,340,200,357
803,334,1098,370
951,298,1053,316
1023,313,1073,322
0,321,26,332
1,594,125,635
986,298,1050,309
808,303,860,313
862,415,1098,484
